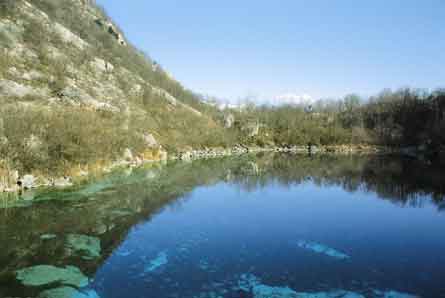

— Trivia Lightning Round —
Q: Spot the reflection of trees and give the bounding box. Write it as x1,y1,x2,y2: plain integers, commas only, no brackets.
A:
226,153,445,209
1,153,444,296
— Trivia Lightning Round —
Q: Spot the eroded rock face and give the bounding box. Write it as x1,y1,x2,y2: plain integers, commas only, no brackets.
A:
90,57,114,73
0,79,49,98
52,22,88,49
94,19,126,46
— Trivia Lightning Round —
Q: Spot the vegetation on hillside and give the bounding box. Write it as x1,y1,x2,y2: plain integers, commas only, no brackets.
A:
1,0,444,179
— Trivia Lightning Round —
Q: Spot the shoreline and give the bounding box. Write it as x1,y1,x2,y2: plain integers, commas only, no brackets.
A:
0,144,426,194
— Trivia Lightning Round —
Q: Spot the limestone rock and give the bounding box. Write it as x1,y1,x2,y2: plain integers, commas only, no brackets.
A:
53,22,88,49
54,177,73,188
0,79,48,98
24,134,43,151
224,113,235,128
90,57,114,73
244,122,260,137
20,174,36,189
142,133,158,148
123,148,133,161
22,70,43,81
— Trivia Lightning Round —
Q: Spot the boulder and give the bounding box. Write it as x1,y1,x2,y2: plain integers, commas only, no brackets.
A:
142,133,158,148
123,148,133,161
159,149,168,161
179,151,193,162
20,174,36,189
58,86,92,103
53,177,73,188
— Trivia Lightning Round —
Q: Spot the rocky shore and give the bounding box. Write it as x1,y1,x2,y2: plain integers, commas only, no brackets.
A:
0,144,390,194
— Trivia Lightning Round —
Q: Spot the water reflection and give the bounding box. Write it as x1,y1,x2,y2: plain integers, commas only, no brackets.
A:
0,153,444,298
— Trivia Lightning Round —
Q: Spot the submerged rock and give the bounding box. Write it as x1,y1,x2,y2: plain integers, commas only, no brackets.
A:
16,265,88,287
144,251,168,272
373,290,420,298
65,234,101,260
38,286,100,298
237,273,365,298
40,234,57,240
295,290,365,298
296,240,350,260
253,284,298,298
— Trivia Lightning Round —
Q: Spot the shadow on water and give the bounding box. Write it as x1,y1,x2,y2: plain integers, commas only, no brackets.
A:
0,153,444,297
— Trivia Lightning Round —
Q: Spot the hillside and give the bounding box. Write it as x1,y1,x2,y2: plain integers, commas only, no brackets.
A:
1,0,445,190
0,0,235,179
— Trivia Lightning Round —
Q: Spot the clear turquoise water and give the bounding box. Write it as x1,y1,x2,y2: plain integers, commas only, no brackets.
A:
1,154,445,298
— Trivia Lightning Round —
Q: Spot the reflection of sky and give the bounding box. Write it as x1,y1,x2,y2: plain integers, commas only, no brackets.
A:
93,181,445,298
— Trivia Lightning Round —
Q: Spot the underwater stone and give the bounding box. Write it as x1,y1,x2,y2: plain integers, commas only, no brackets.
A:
237,273,262,291
373,290,420,298
16,265,88,287
198,259,210,271
144,251,168,272
253,284,298,298
296,240,350,259
384,291,419,298
41,234,57,240
237,273,364,298
295,291,365,298
38,286,100,298
65,234,101,260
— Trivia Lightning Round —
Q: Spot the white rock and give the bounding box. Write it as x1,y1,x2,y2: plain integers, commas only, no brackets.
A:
21,174,35,189
224,113,235,128
53,23,87,49
22,70,43,81
90,57,114,73
53,177,73,188
142,133,158,148
123,148,133,161
0,80,48,98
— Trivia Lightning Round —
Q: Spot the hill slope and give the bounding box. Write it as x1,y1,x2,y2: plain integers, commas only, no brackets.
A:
0,0,233,178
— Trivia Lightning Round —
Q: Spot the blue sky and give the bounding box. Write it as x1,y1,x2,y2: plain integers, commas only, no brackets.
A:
96,0,445,103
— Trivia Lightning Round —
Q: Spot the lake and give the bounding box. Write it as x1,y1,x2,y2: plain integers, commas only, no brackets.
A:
1,153,445,298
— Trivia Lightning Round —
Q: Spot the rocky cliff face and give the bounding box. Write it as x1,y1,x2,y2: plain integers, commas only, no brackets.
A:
0,0,203,115
0,0,227,184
